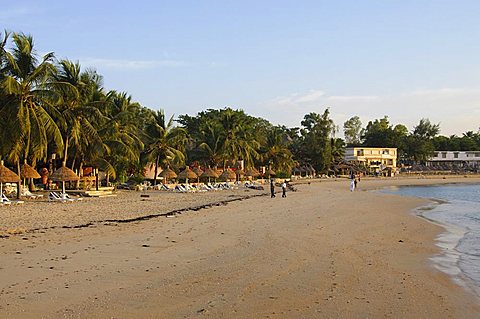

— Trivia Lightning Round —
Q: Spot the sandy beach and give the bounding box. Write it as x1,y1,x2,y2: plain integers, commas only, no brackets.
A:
1,177,480,318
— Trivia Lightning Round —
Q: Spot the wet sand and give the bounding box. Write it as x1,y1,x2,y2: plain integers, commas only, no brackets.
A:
1,177,480,318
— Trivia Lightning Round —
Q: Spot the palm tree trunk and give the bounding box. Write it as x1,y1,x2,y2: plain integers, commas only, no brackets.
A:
16,161,21,199
63,136,70,166
153,156,159,186
76,161,83,189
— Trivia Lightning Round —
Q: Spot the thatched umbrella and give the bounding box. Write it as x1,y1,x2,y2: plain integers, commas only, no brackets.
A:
201,167,219,183
50,165,80,195
192,167,204,183
292,167,301,176
0,160,21,198
235,168,245,181
264,168,276,179
178,167,197,184
159,167,177,184
245,167,260,178
20,161,41,179
20,161,41,191
220,168,236,181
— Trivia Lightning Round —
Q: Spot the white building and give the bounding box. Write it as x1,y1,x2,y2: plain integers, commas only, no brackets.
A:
427,151,480,169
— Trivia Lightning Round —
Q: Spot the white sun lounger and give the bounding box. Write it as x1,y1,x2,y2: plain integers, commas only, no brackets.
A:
2,194,24,205
49,192,76,202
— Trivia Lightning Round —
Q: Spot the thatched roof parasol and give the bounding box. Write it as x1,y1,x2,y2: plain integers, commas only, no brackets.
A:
244,167,260,177
264,168,276,177
178,167,198,180
50,165,79,195
192,166,204,176
0,160,21,198
0,161,21,183
159,167,177,179
220,168,236,181
201,167,219,179
50,166,80,182
20,162,41,179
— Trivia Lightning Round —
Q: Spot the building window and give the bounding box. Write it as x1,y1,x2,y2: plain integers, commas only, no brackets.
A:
434,152,438,157
442,152,447,158
382,149,389,155
454,152,459,158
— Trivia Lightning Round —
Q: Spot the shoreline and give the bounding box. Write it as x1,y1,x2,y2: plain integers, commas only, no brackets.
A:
380,183,480,300
1,177,480,318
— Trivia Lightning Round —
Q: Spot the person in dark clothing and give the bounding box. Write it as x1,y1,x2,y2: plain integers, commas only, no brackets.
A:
281,180,287,198
270,179,275,198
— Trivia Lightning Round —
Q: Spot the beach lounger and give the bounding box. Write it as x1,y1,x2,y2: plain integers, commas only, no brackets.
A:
48,192,75,202
1,194,24,205
21,189,44,199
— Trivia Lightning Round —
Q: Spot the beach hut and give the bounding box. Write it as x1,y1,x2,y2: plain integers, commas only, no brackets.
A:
220,167,236,181
0,160,21,198
159,167,177,184
50,165,80,196
201,167,219,183
178,167,197,184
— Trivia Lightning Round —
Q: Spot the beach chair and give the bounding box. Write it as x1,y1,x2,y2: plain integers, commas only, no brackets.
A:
1,194,24,205
49,192,75,202
174,185,187,192
21,189,44,199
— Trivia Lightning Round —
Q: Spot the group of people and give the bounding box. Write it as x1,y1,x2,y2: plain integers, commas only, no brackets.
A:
270,179,288,198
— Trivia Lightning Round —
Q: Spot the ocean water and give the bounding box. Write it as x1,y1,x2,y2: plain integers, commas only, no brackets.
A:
381,183,480,295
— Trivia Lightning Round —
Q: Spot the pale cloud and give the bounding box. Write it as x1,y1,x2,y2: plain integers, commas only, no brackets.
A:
327,95,379,101
79,58,187,70
255,87,480,136
270,90,326,107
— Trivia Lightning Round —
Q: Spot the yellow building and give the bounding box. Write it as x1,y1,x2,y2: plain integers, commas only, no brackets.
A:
345,147,397,175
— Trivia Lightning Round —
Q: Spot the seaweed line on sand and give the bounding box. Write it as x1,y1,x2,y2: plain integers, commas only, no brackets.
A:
1,191,274,238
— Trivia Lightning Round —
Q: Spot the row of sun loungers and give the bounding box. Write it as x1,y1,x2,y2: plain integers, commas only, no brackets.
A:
149,182,242,193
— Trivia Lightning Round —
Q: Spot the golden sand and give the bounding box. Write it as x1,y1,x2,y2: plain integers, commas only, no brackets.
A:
0,177,479,318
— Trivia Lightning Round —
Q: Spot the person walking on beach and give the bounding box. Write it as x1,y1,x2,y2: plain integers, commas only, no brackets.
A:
270,179,275,198
281,180,287,198
350,179,355,192
354,178,358,189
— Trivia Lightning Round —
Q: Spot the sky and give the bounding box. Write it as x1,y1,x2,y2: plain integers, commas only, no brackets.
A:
2,0,480,136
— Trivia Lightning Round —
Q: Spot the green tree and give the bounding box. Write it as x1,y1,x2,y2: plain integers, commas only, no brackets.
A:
343,116,362,146
299,109,335,172
49,59,104,168
144,110,187,185
0,33,63,166
261,126,296,173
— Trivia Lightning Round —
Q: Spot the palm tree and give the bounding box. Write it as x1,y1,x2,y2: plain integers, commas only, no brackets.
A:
261,127,296,173
0,33,63,170
144,110,187,185
197,121,224,167
96,91,144,182
218,108,259,168
49,59,104,168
